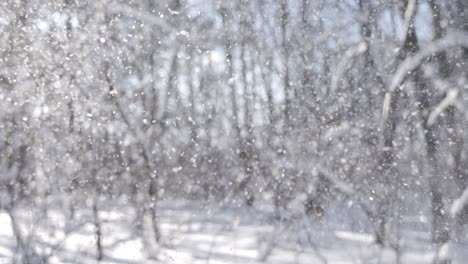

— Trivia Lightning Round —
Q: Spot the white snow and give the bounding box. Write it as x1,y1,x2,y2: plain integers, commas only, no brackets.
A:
0,200,466,264
450,187,468,218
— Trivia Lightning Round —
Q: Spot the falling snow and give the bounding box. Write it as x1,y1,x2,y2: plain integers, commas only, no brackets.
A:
0,0,468,264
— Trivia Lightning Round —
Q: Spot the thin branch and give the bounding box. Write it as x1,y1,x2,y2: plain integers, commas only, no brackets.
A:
99,2,172,32
388,31,468,94
427,89,458,126
450,187,468,218
383,31,468,121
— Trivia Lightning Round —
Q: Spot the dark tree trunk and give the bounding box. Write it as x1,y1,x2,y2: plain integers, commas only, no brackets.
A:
93,200,103,261
149,178,161,243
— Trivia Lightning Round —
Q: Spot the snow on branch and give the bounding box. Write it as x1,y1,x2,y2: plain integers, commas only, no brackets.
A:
382,31,468,122
388,31,468,94
381,92,392,125
103,2,172,32
330,42,368,92
450,187,468,218
401,0,417,44
315,164,355,196
427,89,458,126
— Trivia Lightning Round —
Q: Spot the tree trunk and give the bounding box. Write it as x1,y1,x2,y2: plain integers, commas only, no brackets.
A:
149,177,161,243
93,200,103,261
280,0,291,130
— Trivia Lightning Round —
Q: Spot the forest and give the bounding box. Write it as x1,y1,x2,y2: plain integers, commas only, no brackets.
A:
0,0,468,263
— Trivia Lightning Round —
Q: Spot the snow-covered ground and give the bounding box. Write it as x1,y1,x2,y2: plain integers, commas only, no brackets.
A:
0,200,467,264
